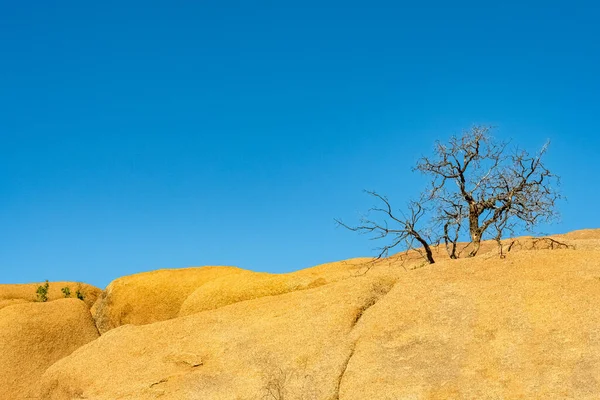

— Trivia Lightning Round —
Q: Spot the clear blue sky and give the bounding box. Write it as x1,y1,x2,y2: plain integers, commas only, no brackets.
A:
1,1,598,288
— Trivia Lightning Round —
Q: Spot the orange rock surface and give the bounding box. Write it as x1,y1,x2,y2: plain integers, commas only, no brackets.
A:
1,229,599,399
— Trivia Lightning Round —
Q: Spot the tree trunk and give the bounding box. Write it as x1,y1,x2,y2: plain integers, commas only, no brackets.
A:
423,243,435,264
445,240,457,259
469,231,481,257
468,204,482,257
496,237,506,258
443,223,457,259
413,233,436,264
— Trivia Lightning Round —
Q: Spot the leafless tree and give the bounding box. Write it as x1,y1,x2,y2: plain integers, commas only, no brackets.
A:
261,367,290,400
256,362,317,400
416,125,561,257
338,125,561,262
490,207,517,258
335,191,436,264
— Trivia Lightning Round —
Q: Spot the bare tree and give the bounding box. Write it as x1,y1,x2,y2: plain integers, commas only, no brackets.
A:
261,367,290,400
338,125,561,262
256,361,317,400
416,126,561,257
335,191,436,264
490,207,517,258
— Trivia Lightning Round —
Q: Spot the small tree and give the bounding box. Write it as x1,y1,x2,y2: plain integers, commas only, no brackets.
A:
338,126,561,262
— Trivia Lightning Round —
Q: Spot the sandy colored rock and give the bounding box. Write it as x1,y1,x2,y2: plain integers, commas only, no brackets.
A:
4,229,600,399
178,258,369,317
92,266,247,333
38,275,396,399
0,299,100,400
0,298,28,310
0,281,102,308
340,249,600,399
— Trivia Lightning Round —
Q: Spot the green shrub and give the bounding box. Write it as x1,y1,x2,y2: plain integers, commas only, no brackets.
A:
36,281,86,302
75,286,85,301
36,280,50,302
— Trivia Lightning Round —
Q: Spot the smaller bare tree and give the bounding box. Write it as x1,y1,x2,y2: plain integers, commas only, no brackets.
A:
261,367,290,400
335,191,436,264
430,191,466,259
256,361,317,400
489,207,517,258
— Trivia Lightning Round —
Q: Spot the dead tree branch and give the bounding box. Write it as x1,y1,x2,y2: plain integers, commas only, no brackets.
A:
336,191,436,264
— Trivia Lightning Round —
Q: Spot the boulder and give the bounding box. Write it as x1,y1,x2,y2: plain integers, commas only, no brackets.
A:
340,249,600,399
0,299,100,400
92,266,246,333
37,275,397,399
179,258,372,317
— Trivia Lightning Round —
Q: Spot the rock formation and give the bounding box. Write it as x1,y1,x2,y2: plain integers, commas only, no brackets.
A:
1,230,599,399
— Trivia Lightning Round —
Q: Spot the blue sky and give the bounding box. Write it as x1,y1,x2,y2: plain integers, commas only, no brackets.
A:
1,1,599,288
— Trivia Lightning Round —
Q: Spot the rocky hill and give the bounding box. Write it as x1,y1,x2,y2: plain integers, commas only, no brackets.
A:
1,230,599,399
